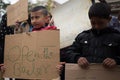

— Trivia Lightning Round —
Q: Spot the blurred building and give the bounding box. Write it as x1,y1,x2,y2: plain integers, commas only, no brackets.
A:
106,0,120,16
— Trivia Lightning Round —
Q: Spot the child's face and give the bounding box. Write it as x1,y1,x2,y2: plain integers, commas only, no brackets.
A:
30,10,47,28
90,17,110,30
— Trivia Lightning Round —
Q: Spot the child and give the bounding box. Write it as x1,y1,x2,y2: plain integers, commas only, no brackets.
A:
30,6,57,31
57,2,120,73
30,6,59,80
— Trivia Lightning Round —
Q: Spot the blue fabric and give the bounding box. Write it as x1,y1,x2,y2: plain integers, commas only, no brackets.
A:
109,16,120,32
29,26,33,32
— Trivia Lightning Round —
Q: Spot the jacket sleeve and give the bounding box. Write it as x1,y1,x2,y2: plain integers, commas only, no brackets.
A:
65,33,84,63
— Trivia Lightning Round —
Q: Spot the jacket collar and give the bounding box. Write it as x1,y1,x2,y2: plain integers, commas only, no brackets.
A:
91,27,120,36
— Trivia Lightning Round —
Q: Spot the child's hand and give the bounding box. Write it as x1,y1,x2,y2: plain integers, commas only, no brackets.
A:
103,58,116,68
77,57,89,69
15,20,21,27
56,62,65,75
0,64,4,69
0,64,5,73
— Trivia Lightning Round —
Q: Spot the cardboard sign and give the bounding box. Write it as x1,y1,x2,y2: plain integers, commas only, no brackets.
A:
7,0,28,26
4,30,60,80
51,0,91,48
65,63,120,80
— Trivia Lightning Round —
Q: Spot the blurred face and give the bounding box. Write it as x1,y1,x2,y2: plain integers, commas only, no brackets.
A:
30,10,47,28
90,17,110,30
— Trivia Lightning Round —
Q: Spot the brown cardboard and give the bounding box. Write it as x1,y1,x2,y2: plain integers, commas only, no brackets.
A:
7,0,28,26
65,63,120,80
4,30,60,80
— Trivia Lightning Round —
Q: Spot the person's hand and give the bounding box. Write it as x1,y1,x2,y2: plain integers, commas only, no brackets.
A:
103,58,116,68
56,62,65,75
0,64,5,73
77,57,89,69
15,20,21,27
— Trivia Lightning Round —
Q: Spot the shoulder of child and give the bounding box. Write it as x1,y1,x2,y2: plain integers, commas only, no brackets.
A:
75,29,90,40
43,26,57,30
78,29,90,36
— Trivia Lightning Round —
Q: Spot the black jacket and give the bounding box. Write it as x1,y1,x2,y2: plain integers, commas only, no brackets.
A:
65,27,120,65
0,14,14,64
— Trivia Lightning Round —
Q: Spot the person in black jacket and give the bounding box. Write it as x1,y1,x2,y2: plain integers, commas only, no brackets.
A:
0,14,14,80
0,13,14,64
66,3,120,68
57,3,120,72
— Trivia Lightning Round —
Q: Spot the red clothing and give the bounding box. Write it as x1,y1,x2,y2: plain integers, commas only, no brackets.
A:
32,26,57,31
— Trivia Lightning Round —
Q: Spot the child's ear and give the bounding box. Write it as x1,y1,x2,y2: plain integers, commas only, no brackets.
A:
44,16,49,20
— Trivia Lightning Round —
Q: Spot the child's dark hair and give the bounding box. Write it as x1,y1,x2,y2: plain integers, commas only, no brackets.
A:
88,3,111,19
31,6,48,16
